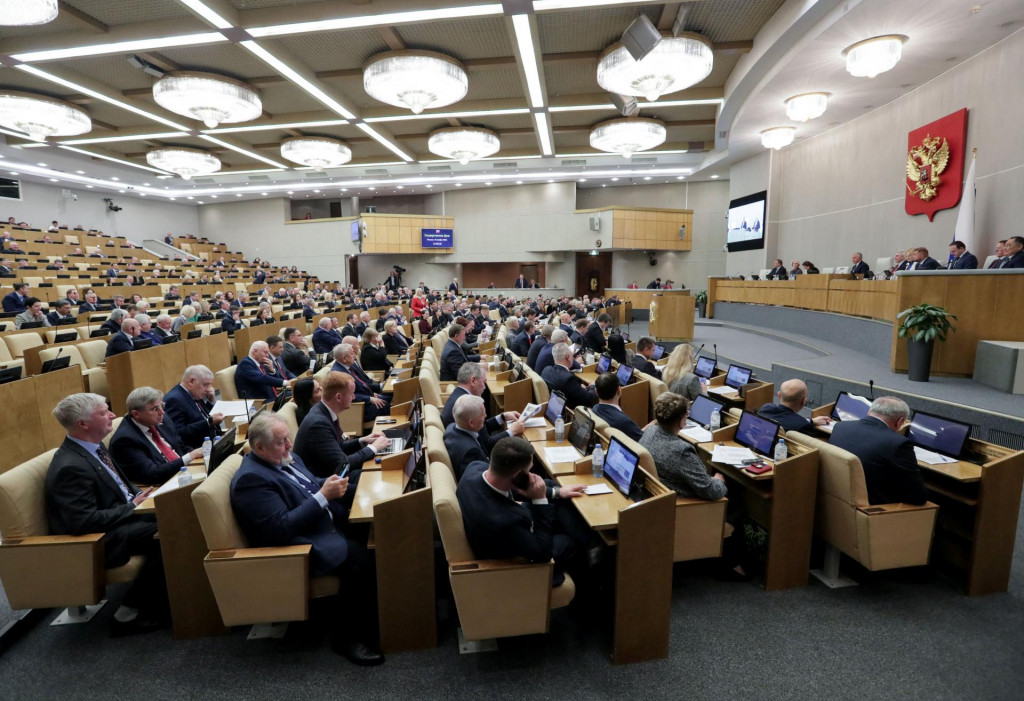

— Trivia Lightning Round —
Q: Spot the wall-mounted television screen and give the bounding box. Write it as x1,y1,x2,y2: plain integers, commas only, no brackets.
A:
351,220,361,241
727,190,767,252
422,228,453,248
0,177,21,201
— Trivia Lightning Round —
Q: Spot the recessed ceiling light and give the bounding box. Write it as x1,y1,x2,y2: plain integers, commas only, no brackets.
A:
236,194,242,197
261,192,268,196
111,177,119,181
169,197,175,200
211,195,218,198
313,189,321,193
643,176,651,180
676,176,685,180
37,162,48,167
611,177,619,181
76,170,85,174
9,171,18,175
424,184,432,188
485,182,492,186
515,180,523,184
118,190,125,193
710,174,719,179
602,184,606,187
547,179,554,183
49,178,58,182
198,201,205,204
341,188,348,192
579,178,587,182
287,190,294,194
86,185,93,189
397,185,404,189
187,196,194,200
139,193,146,197
455,183,462,187
143,182,151,186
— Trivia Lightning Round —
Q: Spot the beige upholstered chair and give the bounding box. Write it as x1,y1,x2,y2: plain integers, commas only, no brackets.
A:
0,450,144,612
215,365,239,400
39,345,108,397
275,401,300,442
428,462,573,642
423,403,444,432
4,333,43,360
191,454,339,626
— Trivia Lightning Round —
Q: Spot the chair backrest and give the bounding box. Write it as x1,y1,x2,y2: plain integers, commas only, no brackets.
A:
640,371,667,417
104,417,123,446
787,432,868,508
875,257,892,272
525,367,549,403
821,267,835,274
216,365,239,400
0,340,13,363
191,453,248,551
276,401,300,442
39,344,86,371
0,449,58,540
313,364,332,386
431,331,447,357
983,255,997,268
22,276,44,288
4,333,43,359
423,403,444,432
77,340,107,368
425,424,452,473
419,367,442,407
580,406,610,438
428,461,474,563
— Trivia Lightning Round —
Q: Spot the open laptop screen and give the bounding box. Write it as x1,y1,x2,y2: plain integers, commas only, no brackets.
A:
615,363,634,386
604,436,639,497
734,411,779,456
689,395,725,429
725,364,752,389
651,344,665,360
545,391,566,425
908,411,971,458
568,409,595,456
596,355,611,374
694,356,716,379
830,391,871,422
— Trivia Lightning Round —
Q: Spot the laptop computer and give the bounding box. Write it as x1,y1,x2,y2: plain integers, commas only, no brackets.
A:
907,410,971,460
595,354,612,374
615,362,634,386
403,435,427,492
208,427,240,473
568,407,596,456
544,391,567,427
651,344,666,361
734,411,780,458
42,355,71,373
604,436,641,500
55,317,77,326
725,364,753,389
0,366,23,385
687,395,726,430
694,356,716,379
19,320,44,329
831,391,872,422
162,334,181,344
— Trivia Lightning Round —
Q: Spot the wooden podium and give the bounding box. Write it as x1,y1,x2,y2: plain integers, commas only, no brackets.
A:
649,294,695,341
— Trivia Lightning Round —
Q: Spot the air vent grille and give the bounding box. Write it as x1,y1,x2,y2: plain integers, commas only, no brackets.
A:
365,168,389,175
560,159,587,166
246,175,271,182
427,165,452,171
492,161,518,169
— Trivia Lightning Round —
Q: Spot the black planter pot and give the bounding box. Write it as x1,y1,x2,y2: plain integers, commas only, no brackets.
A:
696,301,707,318
907,339,935,382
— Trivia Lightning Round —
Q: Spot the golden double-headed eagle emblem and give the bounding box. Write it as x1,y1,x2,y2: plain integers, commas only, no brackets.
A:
906,135,950,201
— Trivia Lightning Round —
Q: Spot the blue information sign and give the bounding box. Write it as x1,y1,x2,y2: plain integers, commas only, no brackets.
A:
421,228,453,248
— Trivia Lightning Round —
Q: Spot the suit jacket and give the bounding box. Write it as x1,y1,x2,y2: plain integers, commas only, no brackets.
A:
312,327,340,355
987,257,1006,269
360,343,392,372
509,330,532,358
440,385,508,446
631,354,661,380
448,283,459,294
541,364,596,410
329,362,381,402
253,271,266,284
526,337,549,370
164,384,219,448
646,281,661,289
456,462,554,568
234,355,284,402
440,338,478,381
105,331,135,357
767,266,788,280
78,301,99,313
46,438,152,568
109,417,191,485
2,291,26,313
282,342,311,376
443,424,490,481
582,322,607,353
913,257,941,271
104,268,120,278
850,261,871,276
1002,251,1024,269
46,312,75,325
383,331,409,355
230,451,352,576
140,330,164,346
949,252,978,270
591,403,643,442
830,416,928,506
757,402,813,435
513,278,527,288
293,402,375,478
221,315,245,334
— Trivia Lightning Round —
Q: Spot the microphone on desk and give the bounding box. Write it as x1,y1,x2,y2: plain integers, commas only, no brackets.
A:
692,343,705,359
46,346,65,371
869,380,875,400
713,344,718,370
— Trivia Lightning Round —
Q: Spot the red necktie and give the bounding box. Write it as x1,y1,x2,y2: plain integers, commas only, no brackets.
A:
149,426,179,462
257,359,279,395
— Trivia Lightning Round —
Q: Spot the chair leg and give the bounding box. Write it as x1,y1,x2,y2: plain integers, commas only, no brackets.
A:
50,602,107,625
247,622,289,639
457,628,497,654
810,545,858,589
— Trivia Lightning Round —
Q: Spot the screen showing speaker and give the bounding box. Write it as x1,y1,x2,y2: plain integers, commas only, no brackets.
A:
727,190,767,252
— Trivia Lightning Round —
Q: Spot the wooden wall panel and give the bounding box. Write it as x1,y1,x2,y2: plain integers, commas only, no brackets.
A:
463,262,547,289
361,214,454,255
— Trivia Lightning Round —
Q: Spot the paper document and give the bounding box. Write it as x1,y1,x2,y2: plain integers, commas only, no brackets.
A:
710,445,757,466
817,422,835,434
150,472,207,498
708,386,739,396
544,446,582,463
523,417,548,428
680,426,713,443
212,399,251,417
914,447,957,465
520,403,543,421
584,483,613,495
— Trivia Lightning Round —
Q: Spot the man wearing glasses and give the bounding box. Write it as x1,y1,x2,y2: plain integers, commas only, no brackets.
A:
109,386,205,485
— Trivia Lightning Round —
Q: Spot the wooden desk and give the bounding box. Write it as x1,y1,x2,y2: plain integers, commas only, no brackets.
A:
350,469,406,523
0,366,84,474
650,294,695,342
695,429,819,591
533,439,587,476
606,288,690,310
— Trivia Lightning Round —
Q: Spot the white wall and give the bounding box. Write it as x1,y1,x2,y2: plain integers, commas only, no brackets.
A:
1,180,199,241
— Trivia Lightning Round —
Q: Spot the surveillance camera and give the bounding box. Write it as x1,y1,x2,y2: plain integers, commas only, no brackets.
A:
72,195,78,202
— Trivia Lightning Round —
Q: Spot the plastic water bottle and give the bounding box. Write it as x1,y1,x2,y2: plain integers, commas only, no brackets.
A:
202,437,212,469
774,438,788,463
591,443,604,478
554,417,565,443
177,465,191,487
585,351,595,366
709,408,721,431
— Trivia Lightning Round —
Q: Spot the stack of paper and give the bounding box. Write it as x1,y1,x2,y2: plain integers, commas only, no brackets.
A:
914,447,957,465
710,445,757,466
523,417,547,428
212,400,251,418
680,426,713,443
584,484,613,495
544,446,581,463
520,403,543,421
708,386,738,396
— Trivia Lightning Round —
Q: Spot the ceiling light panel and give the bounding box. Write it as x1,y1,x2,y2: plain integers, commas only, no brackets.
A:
12,33,225,63
200,134,289,168
247,4,504,38
241,41,357,120
511,14,545,108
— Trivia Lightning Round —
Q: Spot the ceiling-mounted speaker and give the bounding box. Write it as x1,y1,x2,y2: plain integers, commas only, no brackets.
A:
610,93,639,117
589,217,601,232
622,14,663,62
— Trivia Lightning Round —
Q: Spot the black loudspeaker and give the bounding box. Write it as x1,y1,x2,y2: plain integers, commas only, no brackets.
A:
622,14,662,62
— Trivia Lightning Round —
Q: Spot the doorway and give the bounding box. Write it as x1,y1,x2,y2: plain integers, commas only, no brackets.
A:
574,251,612,297
347,255,359,289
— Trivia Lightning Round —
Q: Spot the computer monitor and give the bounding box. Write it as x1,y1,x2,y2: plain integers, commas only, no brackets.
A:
187,330,202,339
616,363,634,386
734,411,779,457
55,317,77,326
90,328,111,338
604,436,640,498
596,354,611,374
19,320,44,329
907,410,971,459
651,344,665,360
54,332,77,343
725,364,753,389
133,338,153,350
208,427,240,472
42,355,71,373
830,391,872,422
568,408,595,456
162,334,181,344
545,391,566,426
689,395,725,429
0,366,23,385
694,356,716,379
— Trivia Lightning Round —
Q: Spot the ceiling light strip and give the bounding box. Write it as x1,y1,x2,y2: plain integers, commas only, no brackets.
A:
241,41,357,120
511,15,545,108
12,32,225,63
247,4,504,38
61,132,189,145
548,98,723,113
366,108,530,123
533,0,657,10
58,145,170,174
533,112,553,156
199,134,289,168
356,123,413,162
178,0,235,29
15,65,191,131
203,119,349,134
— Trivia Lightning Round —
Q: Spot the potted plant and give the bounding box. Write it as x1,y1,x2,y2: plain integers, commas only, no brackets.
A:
694,290,708,318
896,303,957,382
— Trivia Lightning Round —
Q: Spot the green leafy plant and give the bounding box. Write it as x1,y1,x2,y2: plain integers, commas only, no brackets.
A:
897,303,957,343
694,289,708,303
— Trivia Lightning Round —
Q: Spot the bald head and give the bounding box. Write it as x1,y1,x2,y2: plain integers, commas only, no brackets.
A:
121,319,141,336
778,379,808,407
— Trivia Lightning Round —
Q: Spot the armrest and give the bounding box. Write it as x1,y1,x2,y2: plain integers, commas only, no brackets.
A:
448,558,557,640
203,545,313,626
857,501,938,515
0,533,104,546
675,496,728,507
451,557,552,573
0,532,106,609
205,545,311,560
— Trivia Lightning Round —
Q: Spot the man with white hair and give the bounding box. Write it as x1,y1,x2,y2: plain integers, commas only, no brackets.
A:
110,386,205,484
106,317,140,357
312,316,341,355
329,343,389,420
535,328,578,375
830,396,928,505
134,314,163,346
443,394,495,480
100,306,127,335
164,365,224,447
235,340,296,402
153,313,175,340
47,393,169,636
541,342,596,409
440,362,524,439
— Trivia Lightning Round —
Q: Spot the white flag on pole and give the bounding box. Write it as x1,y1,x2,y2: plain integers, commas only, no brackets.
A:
953,151,976,250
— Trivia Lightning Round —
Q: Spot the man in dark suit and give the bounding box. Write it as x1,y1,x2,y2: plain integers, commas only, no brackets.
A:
1000,236,1024,268
100,308,127,335
591,373,643,441
987,240,1007,268
79,289,100,313
293,371,387,478
513,274,528,289
629,337,661,379
440,324,481,382
849,252,871,277
266,335,296,381
766,259,788,280
443,395,494,480
330,343,390,421
526,325,553,369
456,437,586,587
340,313,359,339
2,282,29,313
440,362,523,444
253,269,266,285
104,265,120,279
105,318,141,357
109,386,205,485
164,365,225,447
541,342,597,409
947,240,978,270
757,379,832,436
164,285,181,301
282,327,314,376
509,320,535,357
46,299,75,325
448,277,460,295
908,247,941,271
583,313,611,354
312,318,341,355
0,258,13,277
236,341,296,402
888,252,909,276
221,308,245,335
230,413,383,665
829,397,928,506
646,278,662,289
47,393,168,635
